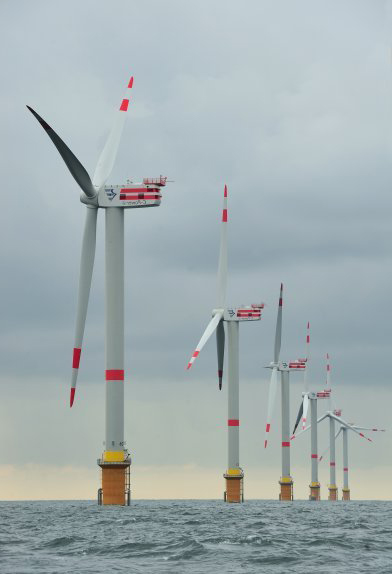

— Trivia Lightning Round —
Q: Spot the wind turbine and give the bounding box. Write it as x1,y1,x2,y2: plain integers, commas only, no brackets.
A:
186,185,263,503
27,76,168,505
294,407,376,500
263,284,306,500
319,417,385,500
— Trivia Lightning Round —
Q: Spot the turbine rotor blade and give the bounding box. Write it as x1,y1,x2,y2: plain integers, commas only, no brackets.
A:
187,312,223,370
70,207,98,406
332,415,373,442
216,320,225,390
292,400,303,435
274,283,283,363
352,426,386,432
302,393,309,429
264,367,278,448
303,321,310,392
216,185,228,308
93,76,134,191
26,106,96,199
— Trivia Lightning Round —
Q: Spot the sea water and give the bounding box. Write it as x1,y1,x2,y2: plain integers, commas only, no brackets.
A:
1,500,391,574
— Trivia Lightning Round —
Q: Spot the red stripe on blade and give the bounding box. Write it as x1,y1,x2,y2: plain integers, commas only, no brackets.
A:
70,388,75,408
222,209,227,222
266,423,271,433
120,99,129,111
228,419,239,426
224,185,227,198
106,369,124,381
72,348,81,369
128,76,134,88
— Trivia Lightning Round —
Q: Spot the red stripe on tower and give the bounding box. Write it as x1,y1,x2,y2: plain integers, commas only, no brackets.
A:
120,99,129,111
344,467,348,471
228,419,239,426
330,462,336,466
282,442,290,447
106,370,125,381
311,454,318,459
72,348,81,369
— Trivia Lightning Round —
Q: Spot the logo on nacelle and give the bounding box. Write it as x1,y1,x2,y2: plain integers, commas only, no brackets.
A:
105,188,117,201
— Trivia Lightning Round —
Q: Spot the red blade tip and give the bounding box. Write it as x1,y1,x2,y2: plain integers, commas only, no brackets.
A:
70,388,76,408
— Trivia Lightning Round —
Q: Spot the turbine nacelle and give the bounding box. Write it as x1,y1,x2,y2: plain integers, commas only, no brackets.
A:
224,305,263,322
81,177,167,208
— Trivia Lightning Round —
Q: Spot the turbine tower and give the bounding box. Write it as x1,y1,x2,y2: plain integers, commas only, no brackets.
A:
263,284,306,501
28,76,168,505
187,185,263,503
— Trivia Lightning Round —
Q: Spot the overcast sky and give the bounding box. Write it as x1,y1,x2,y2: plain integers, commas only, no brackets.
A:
0,0,391,500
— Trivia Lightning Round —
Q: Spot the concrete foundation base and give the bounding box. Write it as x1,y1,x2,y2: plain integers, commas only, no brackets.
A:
328,486,338,501
342,488,350,501
98,456,131,506
309,483,321,500
279,479,293,501
224,474,244,503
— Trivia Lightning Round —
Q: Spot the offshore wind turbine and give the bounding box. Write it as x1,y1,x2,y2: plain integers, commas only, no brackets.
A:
320,419,385,500
28,76,168,505
294,407,375,500
187,185,263,503
263,284,306,500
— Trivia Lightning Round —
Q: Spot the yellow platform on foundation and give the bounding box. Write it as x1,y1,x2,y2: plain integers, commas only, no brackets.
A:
309,482,321,501
103,450,126,462
342,488,350,501
328,486,338,501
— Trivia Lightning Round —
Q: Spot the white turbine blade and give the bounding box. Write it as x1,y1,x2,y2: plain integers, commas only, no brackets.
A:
303,321,310,392
292,400,304,435
291,413,327,441
302,392,309,429
264,367,278,448
291,423,311,441
93,76,134,190
216,319,225,389
70,207,98,407
26,106,96,198
332,415,373,442
187,312,223,370
352,426,386,432
216,184,228,308
274,283,283,363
